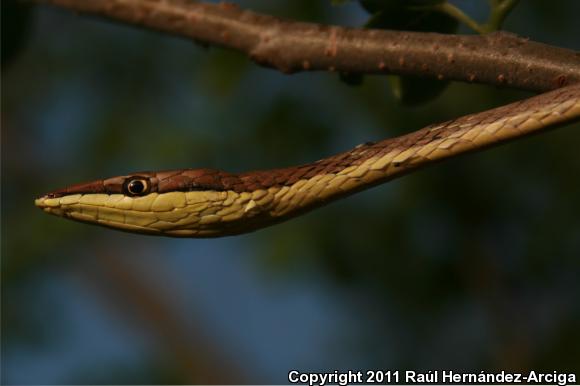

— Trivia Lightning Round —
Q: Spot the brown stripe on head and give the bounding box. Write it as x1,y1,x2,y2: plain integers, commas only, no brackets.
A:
42,179,107,198
40,137,399,199
40,138,408,199
39,139,396,199
41,176,129,198
155,168,240,192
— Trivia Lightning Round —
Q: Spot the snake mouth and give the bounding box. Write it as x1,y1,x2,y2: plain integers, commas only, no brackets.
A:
35,196,57,209
33,194,132,231
34,196,68,218
32,189,272,237
34,194,88,218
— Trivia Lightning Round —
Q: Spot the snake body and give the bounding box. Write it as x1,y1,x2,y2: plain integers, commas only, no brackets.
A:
35,84,580,237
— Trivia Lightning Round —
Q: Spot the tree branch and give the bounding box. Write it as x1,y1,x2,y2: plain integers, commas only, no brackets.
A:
33,0,580,92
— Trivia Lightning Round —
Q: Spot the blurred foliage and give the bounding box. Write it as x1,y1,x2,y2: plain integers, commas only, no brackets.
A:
1,0,33,69
2,0,580,384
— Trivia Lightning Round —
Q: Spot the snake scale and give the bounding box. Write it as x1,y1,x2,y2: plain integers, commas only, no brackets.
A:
35,83,580,237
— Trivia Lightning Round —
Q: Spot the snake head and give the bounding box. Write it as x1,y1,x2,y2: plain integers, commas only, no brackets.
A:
34,169,279,237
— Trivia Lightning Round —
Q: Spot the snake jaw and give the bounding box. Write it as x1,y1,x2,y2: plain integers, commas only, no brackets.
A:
35,194,87,219
33,189,277,237
35,197,65,217
34,196,56,209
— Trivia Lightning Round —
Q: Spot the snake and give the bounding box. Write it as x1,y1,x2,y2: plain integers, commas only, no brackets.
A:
35,83,580,237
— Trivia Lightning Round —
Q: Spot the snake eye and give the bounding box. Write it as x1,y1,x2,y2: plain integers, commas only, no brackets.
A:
124,177,150,196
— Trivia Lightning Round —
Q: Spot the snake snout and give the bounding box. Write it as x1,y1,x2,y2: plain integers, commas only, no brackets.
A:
34,197,47,208
34,195,63,210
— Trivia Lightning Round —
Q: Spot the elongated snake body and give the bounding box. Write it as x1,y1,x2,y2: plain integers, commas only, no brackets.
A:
35,84,580,237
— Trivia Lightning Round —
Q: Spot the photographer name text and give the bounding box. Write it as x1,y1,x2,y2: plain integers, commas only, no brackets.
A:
288,370,576,386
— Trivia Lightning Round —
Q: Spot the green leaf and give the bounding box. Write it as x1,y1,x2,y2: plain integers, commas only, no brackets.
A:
360,0,446,15
363,3,458,33
390,76,451,106
331,0,352,5
359,0,457,105
339,72,364,86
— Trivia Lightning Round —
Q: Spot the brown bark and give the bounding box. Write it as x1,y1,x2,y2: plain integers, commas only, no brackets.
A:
33,0,580,92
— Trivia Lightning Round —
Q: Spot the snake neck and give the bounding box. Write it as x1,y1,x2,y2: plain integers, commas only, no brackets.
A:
238,85,580,224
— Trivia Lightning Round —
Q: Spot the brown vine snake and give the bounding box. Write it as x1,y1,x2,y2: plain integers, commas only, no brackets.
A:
35,83,580,237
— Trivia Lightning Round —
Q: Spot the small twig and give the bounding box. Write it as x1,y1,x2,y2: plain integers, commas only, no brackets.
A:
484,0,520,32
435,2,486,34
31,0,580,92
426,0,519,33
